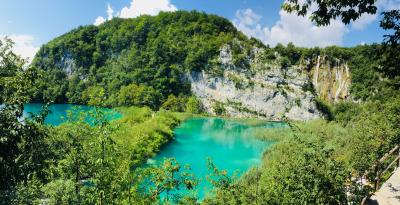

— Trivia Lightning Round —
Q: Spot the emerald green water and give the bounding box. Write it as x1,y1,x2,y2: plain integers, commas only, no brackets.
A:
151,118,285,199
23,103,122,126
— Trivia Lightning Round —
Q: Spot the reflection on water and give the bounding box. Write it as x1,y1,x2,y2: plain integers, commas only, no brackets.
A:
152,117,285,199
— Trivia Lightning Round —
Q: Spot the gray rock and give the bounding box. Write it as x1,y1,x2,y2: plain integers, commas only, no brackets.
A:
187,46,322,121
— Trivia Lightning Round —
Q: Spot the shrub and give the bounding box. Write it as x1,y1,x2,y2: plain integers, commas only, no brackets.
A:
117,83,161,109
185,96,203,114
315,97,334,121
212,101,226,116
161,94,186,112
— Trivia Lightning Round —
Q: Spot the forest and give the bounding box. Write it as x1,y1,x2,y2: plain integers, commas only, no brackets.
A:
1,6,400,205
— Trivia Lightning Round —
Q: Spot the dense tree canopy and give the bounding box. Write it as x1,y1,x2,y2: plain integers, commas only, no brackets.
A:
0,38,50,203
32,11,250,108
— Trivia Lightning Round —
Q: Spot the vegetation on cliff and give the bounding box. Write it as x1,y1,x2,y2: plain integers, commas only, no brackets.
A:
31,11,254,109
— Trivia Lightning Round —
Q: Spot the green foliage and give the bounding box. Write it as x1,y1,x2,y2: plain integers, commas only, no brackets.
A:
342,98,400,173
227,73,244,89
345,44,400,101
38,110,132,204
185,96,203,114
5,106,196,204
159,94,202,114
0,38,51,203
32,11,243,108
202,159,246,205
117,83,161,109
3,9,400,205
333,102,363,125
212,101,226,116
259,132,348,204
40,179,76,204
161,94,186,112
31,10,400,108
206,97,400,204
230,41,250,69
205,121,361,204
81,85,106,106
141,158,198,204
380,10,400,46
315,97,334,121
282,0,377,26
113,107,188,165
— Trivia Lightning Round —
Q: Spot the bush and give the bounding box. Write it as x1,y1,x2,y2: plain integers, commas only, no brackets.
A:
315,97,334,121
333,102,362,125
212,101,226,116
161,94,186,112
117,83,161,109
185,96,203,114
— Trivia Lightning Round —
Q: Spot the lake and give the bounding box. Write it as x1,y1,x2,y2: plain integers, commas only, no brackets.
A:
23,104,283,199
23,103,122,126
151,117,285,199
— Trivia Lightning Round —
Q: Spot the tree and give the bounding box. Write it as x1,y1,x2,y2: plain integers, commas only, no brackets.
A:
282,0,377,26
81,85,106,106
203,159,246,205
185,96,203,114
117,83,161,109
381,10,400,45
142,158,198,204
0,38,50,203
282,0,400,49
44,110,133,205
161,94,185,112
379,10,400,81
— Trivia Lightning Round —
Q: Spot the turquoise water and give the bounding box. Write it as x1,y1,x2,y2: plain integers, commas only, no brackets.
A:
23,104,282,199
151,118,285,199
23,103,122,126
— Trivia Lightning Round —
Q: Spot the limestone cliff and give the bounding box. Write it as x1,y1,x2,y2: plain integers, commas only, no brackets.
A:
187,45,353,120
188,46,322,121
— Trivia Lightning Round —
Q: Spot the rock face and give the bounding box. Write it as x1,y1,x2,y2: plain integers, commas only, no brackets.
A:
309,56,351,103
187,46,322,121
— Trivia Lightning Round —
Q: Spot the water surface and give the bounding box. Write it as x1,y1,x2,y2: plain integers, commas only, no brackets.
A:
151,118,284,198
23,103,121,126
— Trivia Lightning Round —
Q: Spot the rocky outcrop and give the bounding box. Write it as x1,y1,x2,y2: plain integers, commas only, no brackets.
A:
309,56,351,103
187,46,321,121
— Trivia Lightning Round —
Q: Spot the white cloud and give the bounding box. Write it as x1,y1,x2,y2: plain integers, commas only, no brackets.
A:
233,9,269,43
351,0,400,30
94,16,106,26
94,3,113,26
94,0,177,25
233,8,346,47
1,35,39,61
107,4,114,20
119,0,177,18
235,8,261,26
378,0,400,10
351,14,378,30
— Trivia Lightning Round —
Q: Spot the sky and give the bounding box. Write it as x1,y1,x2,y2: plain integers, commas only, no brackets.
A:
1,0,399,60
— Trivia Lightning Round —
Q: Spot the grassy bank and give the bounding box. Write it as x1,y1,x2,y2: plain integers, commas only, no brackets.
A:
111,107,197,165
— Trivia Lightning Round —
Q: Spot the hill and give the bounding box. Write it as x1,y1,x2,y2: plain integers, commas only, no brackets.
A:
31,10,399,120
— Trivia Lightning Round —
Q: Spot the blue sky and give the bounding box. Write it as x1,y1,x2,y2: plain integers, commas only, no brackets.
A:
1,0,399,59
